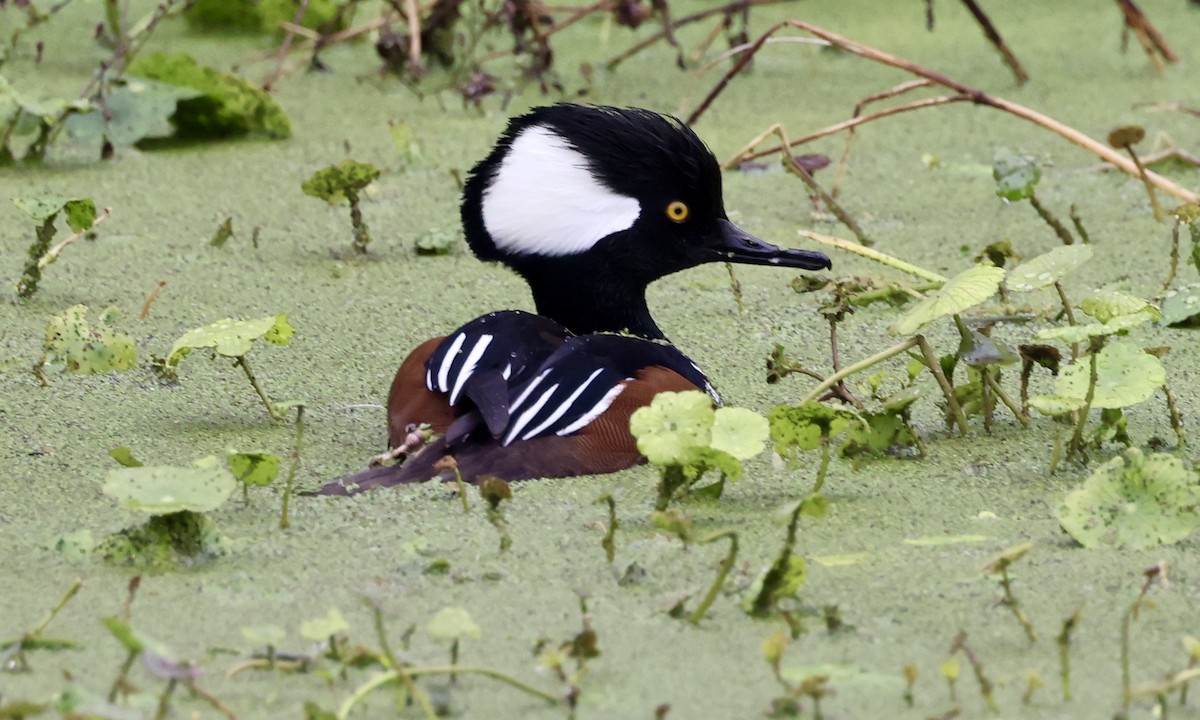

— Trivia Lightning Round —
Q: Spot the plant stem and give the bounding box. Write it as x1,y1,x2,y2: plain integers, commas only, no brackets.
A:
1122,145,1165,221
688,530,738,624
813,441,831,493
998,566,1038,642
153,678,177,720
1161,221,1180,294
1028,192,1076,245
983,371,1028,426
1056,607,1082,701
597,493,617,564
16,219,56,298
409,665,562,703
1053,282,1080,360
1162,384,1186,447
800,337,919,404
280,405,305,530
1067,345,1099,461
38,207,111,269
724,262,745,314
916,335,970,436
798,230,947,282
347,190,371,254
108,650,138,702
235,355,280,421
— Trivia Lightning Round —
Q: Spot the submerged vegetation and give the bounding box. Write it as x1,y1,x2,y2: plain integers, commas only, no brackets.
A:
3,1,1200,718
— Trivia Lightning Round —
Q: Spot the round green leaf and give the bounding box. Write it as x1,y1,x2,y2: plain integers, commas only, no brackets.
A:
103,457,236,514
710,407,769,460
1006,245,1093,292
1056,448,1200,549
992,150,1041,201
426,606,482,641
1079,291,1159,324
43,305,137,374
1055,341,1165,409
13,195,70,222
227,452,280,487
1035,323,1114,344
167,314,287,366
629,391,714,466
889,265,1005,336
1160,284,1200,327
302,160,381,204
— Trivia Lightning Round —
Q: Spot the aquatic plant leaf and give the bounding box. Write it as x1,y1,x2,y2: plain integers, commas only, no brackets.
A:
957,327,1018,367
1028,395,1087,416
415,228,460,256
101,617,146,653
166,314,290,370
889,265,1005,336
629,391,714,467
109,447,144,467
1056,448,1200,549
1036,322,1117,344
43,305,137,374
742,555,807,614
768,402,853,454
227,452,280,487
61,80,187,152
1107,125,1145,148
1055,342,1165,409
993,149,1041,201
838,411,918,458
691,447,744,484
1159,284,1200,327
426,607,482,641
127,53,291,139
1080,291,1159,324
1006,245,1093,292
299,608,349,640
710,406,769,460
301,160,381,204
13,195,93,226
103,457,236,514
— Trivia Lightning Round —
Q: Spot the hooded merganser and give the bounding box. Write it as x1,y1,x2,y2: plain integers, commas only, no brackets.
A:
317,104,831,495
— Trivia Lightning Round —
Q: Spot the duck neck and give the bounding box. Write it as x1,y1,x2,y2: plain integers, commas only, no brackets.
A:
523,267,664,340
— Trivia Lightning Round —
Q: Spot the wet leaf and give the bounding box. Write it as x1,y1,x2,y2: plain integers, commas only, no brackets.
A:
13,196,94,231
768,402,853,455
61,80,188,153
42,305,136,375
1056,341,1165,408
629,391,714,467
103,457,236,514
957,327,1018,367
96,511,224,569
227,452,280,487
1079,291,1159,324
166,314,292,370
889,265,1005,335
993,149,1041,201
302,160,381,205
1006,245,1093,292
209,217,234,247
838,411,918,458
299,608,349,640
426,607,482,641
982,541,1034,574
1057,448,1200,549
127,53,291,139
1159,284,1200,327
710,406,769,460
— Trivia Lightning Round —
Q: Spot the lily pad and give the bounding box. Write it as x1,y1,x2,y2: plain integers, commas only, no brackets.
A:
43,305,137,374
1159,284,1200,327
103,456,236,514
1006,245,1093,292
165,314,293,370
426,607,482,641
1055,341,1165,409
889,265,1005,336
629,391,714,467
709,406,769,460
1056,448,1200,549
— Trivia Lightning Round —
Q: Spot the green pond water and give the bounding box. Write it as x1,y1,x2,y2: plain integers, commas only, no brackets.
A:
2,1,1200,718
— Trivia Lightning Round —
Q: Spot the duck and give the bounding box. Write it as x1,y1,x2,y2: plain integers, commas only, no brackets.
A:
316,104,831,496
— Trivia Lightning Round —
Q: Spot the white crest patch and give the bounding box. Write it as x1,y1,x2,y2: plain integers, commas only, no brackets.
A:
481,125,641,256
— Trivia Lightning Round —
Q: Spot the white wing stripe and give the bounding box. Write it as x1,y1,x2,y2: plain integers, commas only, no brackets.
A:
435,333,467,392
449,334,493,405
555,383,626,437
503,383,560,446
509,369,550,413
520,368,604,441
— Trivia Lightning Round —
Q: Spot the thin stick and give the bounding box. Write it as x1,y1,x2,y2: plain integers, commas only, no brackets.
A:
831,80,933,197
917,335,970,436
235,356,280,420
688,530,738,624
38,207,112,268
405,0,422,72
140,280,167,320
705,21,1198,204
1114,0,1177,64
984,372,1027,426
800,337,919,404
280,405,304,530
763,124,871,245
798,230,948,283
960,0,1028,84
262,0,310,90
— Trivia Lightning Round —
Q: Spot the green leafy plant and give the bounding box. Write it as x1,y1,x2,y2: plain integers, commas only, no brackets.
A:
1056,448,1200,549
426,606,482,675
629,391,769,510
228,451,281,501
650,511,739,625
13,196,99,298
993,149,1080,245
744,496,820,629
302,160,382,254
0,78,91,165
38,305,136,376
155,313,296,420
97,455,236,569
0,579,83,673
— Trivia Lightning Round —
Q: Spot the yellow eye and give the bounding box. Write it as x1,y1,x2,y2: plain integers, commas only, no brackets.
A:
665,200,690,223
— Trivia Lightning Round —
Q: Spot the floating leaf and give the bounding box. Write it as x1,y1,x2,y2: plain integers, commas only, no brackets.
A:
768,402,853,454
227,452,280,487
1006,245,1093,292
710,406,769,460
1055,341,1165,409
43,305,136,374
993,149,1041,201
302,161,381,205
127,53,291,139
1159,284,1200,327
1056,448,1200,549
426,607,482,641
299,608,349,640
889,265,1005,335
166,314,292,370
629,391,714,467
103,456,236,514
838,411,918,459
61,80,190,154
109,447,144,467
14,196,94,230
1079,291,1159,324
